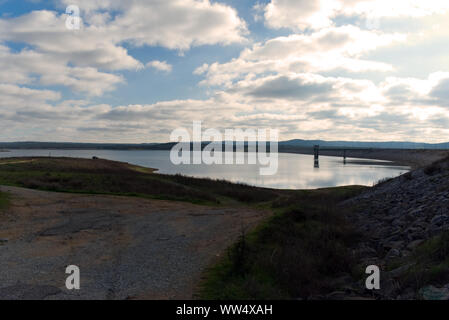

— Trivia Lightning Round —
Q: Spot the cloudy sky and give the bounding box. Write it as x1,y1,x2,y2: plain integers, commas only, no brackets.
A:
1,0,449,143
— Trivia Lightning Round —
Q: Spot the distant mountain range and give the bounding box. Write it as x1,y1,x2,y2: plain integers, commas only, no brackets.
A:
1,140,449,150
280,139,449,150
0,142,161,150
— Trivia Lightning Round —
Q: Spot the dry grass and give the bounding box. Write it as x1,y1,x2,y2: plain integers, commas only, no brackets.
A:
0,157,279,205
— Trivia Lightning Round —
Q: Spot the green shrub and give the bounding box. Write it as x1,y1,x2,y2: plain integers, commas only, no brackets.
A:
0,192,9,210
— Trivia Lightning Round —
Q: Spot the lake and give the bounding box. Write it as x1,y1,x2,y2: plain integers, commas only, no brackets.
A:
0,149,409,189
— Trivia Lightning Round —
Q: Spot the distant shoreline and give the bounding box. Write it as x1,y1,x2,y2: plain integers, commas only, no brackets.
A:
279,147,449,169
1,146,447,169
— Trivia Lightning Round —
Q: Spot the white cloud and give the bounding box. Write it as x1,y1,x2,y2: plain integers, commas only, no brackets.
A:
381,72,449,107
262,0,449,30
0,0,247,96
225,73,383,104
146,60,173,73
0,84,60,107
59,0,248,50
2,71,449,143
1,1,449,143
0,10,143,71
342,0,449,18
263,0,339,30
0,45,125,96
196,26,405,87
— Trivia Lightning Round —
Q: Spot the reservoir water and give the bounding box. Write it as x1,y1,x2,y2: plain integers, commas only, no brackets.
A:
1,149,409,190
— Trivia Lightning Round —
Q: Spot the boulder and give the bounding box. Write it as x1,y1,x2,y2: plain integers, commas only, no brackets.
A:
385,248,401,261
431,215,449,227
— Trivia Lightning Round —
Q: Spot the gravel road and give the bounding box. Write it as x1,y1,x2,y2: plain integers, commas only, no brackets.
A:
0,186,270,300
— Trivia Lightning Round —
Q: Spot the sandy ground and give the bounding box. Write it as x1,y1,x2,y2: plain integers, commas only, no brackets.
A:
0,186,270,300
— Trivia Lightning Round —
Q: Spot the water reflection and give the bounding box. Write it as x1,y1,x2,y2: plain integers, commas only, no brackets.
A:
1,149,410,190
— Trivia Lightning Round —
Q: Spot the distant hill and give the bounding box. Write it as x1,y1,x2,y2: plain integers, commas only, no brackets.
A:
0,142,162,150
280,139,449,150
0,140,448,150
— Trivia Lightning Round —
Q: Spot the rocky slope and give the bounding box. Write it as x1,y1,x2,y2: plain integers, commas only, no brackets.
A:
343,155,449,299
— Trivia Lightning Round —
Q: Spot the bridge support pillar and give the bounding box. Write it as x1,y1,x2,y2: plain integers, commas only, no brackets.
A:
314,145,320,168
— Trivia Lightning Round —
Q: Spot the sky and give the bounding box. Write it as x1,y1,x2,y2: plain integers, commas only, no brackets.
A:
1,0,449,143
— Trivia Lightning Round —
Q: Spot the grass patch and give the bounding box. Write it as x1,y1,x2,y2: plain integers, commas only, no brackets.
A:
374,177,394,186
0,191,9,211
198,186,366,300
390,231,449,294
0,157,279,206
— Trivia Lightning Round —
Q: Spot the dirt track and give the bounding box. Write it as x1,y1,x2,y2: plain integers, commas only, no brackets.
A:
0,186,270,300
